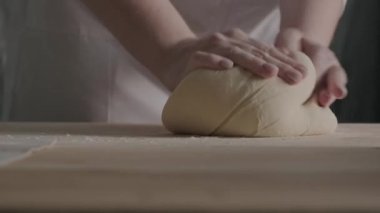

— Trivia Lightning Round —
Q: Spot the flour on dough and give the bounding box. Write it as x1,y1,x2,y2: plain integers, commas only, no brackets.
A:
162,52,337,137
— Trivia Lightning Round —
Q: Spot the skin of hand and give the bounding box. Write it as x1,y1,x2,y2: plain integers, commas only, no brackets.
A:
278,0,348,107
84,0,347,105
166,28,307,90
276,28,348,107
82,1,305,91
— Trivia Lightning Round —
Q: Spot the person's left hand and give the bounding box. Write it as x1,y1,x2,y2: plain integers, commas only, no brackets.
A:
276,29,348,107
301,37,348,107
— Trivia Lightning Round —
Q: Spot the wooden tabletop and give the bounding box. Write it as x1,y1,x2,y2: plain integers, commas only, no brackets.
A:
0,123,379,212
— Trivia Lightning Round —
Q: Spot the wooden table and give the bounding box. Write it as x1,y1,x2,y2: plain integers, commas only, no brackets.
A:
0,123,379,212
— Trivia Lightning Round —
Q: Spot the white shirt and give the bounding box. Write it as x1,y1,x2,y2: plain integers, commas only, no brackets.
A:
0,0,285,124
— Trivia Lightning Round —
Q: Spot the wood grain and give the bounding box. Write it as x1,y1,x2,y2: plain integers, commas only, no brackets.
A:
0,123,379,212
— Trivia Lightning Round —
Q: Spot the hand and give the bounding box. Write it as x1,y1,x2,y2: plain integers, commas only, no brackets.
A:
301,38,348,107
276,29,348,107
163,28,306,90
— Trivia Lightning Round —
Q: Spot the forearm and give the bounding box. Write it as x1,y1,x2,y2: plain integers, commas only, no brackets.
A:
278,0,345,47
82,0,195,83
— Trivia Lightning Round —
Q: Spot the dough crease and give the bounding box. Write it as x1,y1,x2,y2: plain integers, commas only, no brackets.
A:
162,52,337,137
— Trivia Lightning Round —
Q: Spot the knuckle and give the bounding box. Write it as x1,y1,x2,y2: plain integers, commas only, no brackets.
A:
266,44,275,51
262,51,271,59
252,51,265,59
281,64,294,71
252,40,270,51
255,49,270,59
266,45,279,55
288,50,298,58
206,54,221,63
246,55,257,62
240,51,254,60
238,45,253,53
280,47,290,55
246,47,256,54
329,51,338,59
228,46,242,55
337,65,345,72
191,51,222,65
210,33,225,42
209,33,227,47
191,51,207,61
225,28,245,38
261,44,272,53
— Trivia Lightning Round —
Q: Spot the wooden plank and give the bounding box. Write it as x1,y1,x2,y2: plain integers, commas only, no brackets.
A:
0,123,379,212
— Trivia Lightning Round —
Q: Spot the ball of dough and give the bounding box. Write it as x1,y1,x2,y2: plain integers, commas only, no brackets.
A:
162,52,337,137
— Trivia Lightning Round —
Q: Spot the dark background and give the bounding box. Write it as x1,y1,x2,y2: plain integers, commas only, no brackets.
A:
0,0,378,123
331,0,380,122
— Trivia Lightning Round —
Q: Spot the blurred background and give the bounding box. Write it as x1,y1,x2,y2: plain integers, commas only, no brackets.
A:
331,0,380,122
0,0,379,123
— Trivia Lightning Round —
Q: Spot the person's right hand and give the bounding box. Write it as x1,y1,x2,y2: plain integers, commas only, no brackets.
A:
276,28,348,108
163,28,307,90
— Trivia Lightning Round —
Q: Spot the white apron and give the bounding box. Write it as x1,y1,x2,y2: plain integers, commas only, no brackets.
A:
0,0,281,124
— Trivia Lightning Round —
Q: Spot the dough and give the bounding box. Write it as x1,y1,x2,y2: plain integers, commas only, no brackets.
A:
162,52,337,137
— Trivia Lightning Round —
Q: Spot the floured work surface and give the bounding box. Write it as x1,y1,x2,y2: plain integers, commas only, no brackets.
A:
0,123,379,212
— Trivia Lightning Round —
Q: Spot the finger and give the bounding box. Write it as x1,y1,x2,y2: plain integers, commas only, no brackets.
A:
277,71,302,85
326,65,348,99
208,33,228,45
223,28,249,41
318,89,336,108
188,51,234,71
278,47,290,55
244,41,307,75
262,55,303,84
220,46,278,78
313,73,334,107
247,38,272,52
267,47,307,75
229,40,306,82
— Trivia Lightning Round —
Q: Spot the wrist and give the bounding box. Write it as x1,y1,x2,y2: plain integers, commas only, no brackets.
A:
275,28,304,51
160,37,200,90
